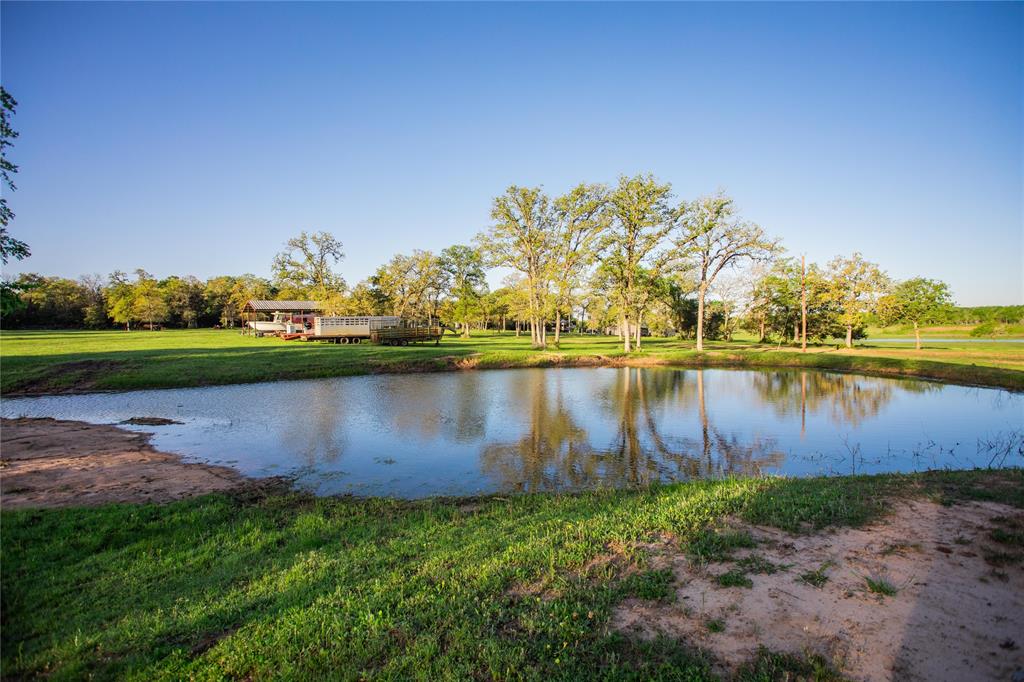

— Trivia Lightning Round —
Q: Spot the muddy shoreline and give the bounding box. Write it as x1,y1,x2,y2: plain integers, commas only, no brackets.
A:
0,417,264,508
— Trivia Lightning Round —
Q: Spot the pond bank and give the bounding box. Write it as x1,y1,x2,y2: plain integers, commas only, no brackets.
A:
0,417,266,508
4,344,1024,396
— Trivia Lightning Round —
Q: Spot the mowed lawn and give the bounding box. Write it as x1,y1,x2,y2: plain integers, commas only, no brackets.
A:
3,470,1023,680
1,328,1023,394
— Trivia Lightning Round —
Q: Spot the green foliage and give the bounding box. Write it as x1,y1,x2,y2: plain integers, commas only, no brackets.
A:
798,561,834,588
271,230,346,300
715,569,754,588
735,648,843,681
0,86,30,265
864,575,897,596
622,569,675,602
676,193,780,350
687,528,757,563
824,253,890,346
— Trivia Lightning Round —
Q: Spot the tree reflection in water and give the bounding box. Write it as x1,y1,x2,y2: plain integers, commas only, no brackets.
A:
750,370,936,430
480,368,786,492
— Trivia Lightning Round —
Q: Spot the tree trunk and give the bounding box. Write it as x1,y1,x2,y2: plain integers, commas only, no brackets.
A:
462,321,470,339
759,318,765,343
696,285,706,351
914,321,921,350
794,322,799,344
845,325,853,348
554,311,561,345
635,311,642,350
515,319,520,337
622,312,632,352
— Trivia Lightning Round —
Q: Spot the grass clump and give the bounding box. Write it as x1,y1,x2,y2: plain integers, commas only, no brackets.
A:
688,529,757,563
705,618,726,633
716,569,754,589
735,555,787,575
622,569,675,603
735,647,844,681
798,561,834,588
864,575,898,597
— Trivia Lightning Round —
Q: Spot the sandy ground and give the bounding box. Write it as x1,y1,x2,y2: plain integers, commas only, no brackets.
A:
1,417,250,508
613,500,1024,681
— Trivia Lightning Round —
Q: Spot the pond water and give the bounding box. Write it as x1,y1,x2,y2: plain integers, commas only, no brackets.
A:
2,368,1021,498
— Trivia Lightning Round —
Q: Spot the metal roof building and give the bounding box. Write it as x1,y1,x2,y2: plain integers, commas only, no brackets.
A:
242,300,324,313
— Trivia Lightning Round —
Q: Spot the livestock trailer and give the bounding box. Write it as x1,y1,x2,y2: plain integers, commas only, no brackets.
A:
309,316,402,343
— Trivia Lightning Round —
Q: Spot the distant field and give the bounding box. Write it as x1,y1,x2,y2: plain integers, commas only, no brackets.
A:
2,328,1023,393
865,323,1024,339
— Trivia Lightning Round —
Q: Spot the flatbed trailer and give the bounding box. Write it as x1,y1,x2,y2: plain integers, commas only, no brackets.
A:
371,326,443,346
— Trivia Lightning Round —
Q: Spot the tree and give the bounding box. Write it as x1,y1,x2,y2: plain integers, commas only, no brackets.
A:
551,183,608,344
0,87,29,266
599,174,675,352
477,186,555,348
131,270,168,330
272,231,345,300
371,250,445,320
227,274,273,323
439,244,486,337
106,271,136,330
162,275,204,328
825,253,889,348
877,277,952,350
676,193,779,351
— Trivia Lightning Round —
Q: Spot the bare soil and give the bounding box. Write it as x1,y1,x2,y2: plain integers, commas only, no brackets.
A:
1,417,251,508
613,500,1024,681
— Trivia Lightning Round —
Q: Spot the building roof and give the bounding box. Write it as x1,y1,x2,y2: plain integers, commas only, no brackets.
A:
243,300,324,312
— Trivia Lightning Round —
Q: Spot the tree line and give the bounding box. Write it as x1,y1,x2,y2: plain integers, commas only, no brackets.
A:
0,88,1017,347
5,175,1018,349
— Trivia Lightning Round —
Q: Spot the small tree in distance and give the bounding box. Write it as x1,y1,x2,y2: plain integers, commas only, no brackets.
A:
877,277,953,350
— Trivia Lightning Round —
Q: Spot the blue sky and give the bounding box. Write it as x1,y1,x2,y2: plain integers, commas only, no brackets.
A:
1,2,1021,305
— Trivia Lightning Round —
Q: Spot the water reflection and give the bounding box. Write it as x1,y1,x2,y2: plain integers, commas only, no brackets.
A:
1,368,1019,497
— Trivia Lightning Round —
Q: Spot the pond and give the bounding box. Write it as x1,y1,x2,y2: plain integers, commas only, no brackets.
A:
2,368,1021,498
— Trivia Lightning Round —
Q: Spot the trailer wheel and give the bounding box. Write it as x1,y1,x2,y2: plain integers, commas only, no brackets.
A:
340,337,349,344
400,339,409,346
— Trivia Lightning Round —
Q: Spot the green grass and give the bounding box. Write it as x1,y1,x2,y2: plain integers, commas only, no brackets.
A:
797,562,833,588
705,618,726,633
4,469,1020,680
715,569,754,589
3,328,1022,395
863,575,898,597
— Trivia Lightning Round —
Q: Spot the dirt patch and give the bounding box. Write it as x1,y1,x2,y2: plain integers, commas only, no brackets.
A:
0,417,254,508
5,359,129,395
612,500,1024,681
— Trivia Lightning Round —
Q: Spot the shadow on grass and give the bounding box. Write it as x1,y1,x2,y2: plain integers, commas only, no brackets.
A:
3,470,1020,679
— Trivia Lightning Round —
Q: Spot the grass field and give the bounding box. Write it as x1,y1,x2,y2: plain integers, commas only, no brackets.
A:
3,469,1022,680
2,328,1023,394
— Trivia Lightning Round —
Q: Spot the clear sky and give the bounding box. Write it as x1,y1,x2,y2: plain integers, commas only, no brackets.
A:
1,2,1021,305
